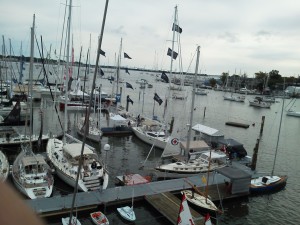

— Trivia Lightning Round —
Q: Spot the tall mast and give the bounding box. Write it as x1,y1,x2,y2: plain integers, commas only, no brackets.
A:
271,78,285,176
185,46,200,154
63,0,72,145
28,14,35,147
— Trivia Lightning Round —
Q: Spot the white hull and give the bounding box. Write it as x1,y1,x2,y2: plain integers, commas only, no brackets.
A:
249,101,271,108
47,137,109,192
131,126,167,149
287,110,300,117
0,150,9,181
11,149,53,199
117,206,136,221
182,190,219,212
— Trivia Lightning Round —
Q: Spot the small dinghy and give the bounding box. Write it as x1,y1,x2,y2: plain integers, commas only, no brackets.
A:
90,211,109,225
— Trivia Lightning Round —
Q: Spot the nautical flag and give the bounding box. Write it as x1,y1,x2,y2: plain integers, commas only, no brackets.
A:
167,48,178,60
172,23,183,33
116,94,121,103
154,93,163,105
161,72,169,83
201,175,207,184
127,95,134,105
98,67,104,76
177,193,195,225
99,49,106,57
125,67,130,74
126,82,134,89
204,214,212,225
124,52,132,59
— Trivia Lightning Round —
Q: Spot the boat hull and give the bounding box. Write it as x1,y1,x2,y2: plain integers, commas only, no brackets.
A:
250,175,287,194
131,126,167,149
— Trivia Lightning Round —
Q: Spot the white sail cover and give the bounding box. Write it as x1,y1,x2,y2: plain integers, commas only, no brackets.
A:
161,134,181,158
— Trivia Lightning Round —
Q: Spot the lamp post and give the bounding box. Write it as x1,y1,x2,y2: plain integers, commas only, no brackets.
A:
104,143,110,169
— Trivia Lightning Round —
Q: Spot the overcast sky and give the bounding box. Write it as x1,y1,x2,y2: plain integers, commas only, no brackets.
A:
1,0,300,77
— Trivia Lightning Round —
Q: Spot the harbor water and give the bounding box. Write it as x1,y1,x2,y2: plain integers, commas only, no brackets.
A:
3,66,300,225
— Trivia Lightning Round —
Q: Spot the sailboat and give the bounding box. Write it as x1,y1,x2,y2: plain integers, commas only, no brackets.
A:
181,151,222,213
12,14,54,199
223,75,245,102
286,98,300,117
250,81,288,194
0,150,9,181
117,189,136,222
156,46,227,174
46,0,108,192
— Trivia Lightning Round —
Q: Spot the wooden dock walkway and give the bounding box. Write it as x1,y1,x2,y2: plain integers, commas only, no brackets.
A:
145,192,204,225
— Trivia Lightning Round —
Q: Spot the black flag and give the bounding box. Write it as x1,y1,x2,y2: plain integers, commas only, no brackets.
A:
154,93,163,105
124,52,132,59
172,23,182,33
167,48,178,60
127,95,134,105
99,49,106,57
125,68,130,74
126,82,134,89
98,67,104,76
161,72,169,83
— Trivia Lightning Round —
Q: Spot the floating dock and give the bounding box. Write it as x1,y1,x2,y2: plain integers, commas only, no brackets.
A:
27,162,253,224
225,121,250,128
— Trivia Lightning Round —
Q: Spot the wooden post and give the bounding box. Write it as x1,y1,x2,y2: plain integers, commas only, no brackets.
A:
259,116,265,135
251,138,260,171
203,107,206,118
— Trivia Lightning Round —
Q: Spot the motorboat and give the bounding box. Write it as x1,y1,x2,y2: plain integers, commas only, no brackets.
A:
90,211,109,225
250,175,287,194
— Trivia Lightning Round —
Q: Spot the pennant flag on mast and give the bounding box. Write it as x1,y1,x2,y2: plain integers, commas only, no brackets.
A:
124,52,132,59
172,23,183,33
125,67,130,74
126,82,134,89
161,72,169,83
99,49,106,57
204,214,212,225
127,95,134,105
98,67,105,76
177,193,195,225
167,48,178,59
154,93,163,105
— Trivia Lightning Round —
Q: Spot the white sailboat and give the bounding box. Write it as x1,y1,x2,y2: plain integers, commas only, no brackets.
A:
117,189,136,222
286,98,300,117
47,0,108,192
12,145,54,199
0,150,9,181
12,14,54,200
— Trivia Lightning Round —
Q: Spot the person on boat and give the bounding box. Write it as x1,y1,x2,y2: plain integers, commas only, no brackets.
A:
91,160,97,175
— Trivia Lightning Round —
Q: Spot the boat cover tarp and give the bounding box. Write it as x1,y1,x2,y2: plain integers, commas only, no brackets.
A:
192,124,223,136
218,138,247,158
63,143,94,158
